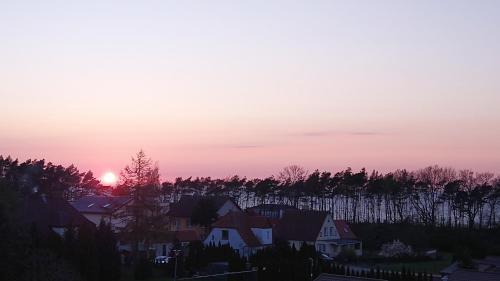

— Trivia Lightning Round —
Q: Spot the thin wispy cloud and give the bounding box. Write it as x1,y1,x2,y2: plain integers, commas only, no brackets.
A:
295,130,385,137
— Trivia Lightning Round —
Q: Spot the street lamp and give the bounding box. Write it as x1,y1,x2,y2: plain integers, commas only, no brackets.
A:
173,249,182,281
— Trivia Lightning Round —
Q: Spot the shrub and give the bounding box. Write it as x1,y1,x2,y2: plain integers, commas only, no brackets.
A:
379,240,413,258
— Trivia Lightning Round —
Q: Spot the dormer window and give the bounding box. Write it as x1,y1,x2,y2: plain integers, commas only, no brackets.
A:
87,203,95,208
103,203,111,208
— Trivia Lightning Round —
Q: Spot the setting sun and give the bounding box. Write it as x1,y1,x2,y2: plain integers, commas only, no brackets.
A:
101,171,118,185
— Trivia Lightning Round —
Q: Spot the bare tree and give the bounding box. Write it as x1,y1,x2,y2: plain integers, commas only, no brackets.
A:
277,165,308,184
412,165,456,227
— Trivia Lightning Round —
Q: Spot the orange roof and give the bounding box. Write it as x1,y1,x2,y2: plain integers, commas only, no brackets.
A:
333,220,358,240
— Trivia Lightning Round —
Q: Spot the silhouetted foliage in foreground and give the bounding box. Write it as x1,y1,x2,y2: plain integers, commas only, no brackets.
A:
0,179,121,281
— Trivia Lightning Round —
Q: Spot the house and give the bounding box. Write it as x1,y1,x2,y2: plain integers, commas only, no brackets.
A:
275,210,362,257
314,274,387,281
246,204,297,219
19,194,95,238
150,230,201,257
204,211,273,257
71,195,133,230
167,195,241,235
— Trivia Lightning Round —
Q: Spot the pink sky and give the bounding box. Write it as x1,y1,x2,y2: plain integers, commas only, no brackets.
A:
1,1,499,180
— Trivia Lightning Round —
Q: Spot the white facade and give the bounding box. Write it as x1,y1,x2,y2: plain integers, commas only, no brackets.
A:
251,228,272,245
204,227,271,257
81,208,129,231
217,200,241,216
314,215,362,257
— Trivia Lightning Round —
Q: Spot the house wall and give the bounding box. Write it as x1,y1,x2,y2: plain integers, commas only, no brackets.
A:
82,211,128,231
169,217,205,237
312,215,362,257
83,213,109,226
205,228,254,257
151,242,173,257
251,228,272,245
217,200,241,216
289,240,315,250
316,214,339,241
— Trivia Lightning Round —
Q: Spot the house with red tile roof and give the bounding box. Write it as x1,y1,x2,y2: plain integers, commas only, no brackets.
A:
275,210,362,258
204,211,273,257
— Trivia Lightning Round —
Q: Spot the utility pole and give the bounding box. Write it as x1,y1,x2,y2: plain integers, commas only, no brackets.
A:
173,249,181,281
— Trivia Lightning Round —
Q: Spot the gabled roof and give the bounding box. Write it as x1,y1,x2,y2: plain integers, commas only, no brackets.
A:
247,204,298,212
167,195,239,218
71,195,132,214
19,195,95,237
333,220,358,240
211,212,272,247
151,230,201,243
275,210,329,242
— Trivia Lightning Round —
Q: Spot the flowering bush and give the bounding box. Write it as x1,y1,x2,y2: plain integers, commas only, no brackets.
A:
378,240,413,258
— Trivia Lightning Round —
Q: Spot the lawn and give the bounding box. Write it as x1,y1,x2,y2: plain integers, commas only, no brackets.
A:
373,253,453,274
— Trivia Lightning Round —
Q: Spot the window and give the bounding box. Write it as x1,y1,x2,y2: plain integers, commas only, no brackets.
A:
355,243,361,250
329,227,333,236
323,227,327,236
221,230,229,240
319,244,325,252
267,231,270,240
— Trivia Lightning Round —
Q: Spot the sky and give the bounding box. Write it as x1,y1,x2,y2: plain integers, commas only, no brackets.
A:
1,0,500,181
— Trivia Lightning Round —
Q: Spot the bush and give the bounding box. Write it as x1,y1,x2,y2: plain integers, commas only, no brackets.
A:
379,240,413,258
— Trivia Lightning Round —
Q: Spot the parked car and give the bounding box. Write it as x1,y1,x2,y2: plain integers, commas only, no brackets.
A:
154,256,172,264
319,253,334,262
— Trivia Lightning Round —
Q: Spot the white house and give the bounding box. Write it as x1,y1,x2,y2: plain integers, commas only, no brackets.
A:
71,195,133,230
204,211,273,257
276,210,362,257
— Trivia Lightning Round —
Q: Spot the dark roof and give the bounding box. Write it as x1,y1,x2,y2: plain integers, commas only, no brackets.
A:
167,195,238,218
19,195,95,237
151,230,201,243
276,210,329,241
314,274,387,281
211,212,272,247
247,204,298,212
333,220,358,240
71,195,132,214
447,270,500,281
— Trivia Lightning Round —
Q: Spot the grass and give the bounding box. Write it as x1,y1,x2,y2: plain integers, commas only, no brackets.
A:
373,253,453,274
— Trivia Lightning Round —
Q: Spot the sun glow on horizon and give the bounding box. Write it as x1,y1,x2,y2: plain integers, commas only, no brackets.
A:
101,171,118,186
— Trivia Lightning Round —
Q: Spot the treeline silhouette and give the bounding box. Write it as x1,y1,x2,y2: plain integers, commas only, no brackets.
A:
163,166,500,229
1,155,499,229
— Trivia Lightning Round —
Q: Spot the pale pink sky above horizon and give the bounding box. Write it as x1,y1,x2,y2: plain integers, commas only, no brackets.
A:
1,1,499,180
